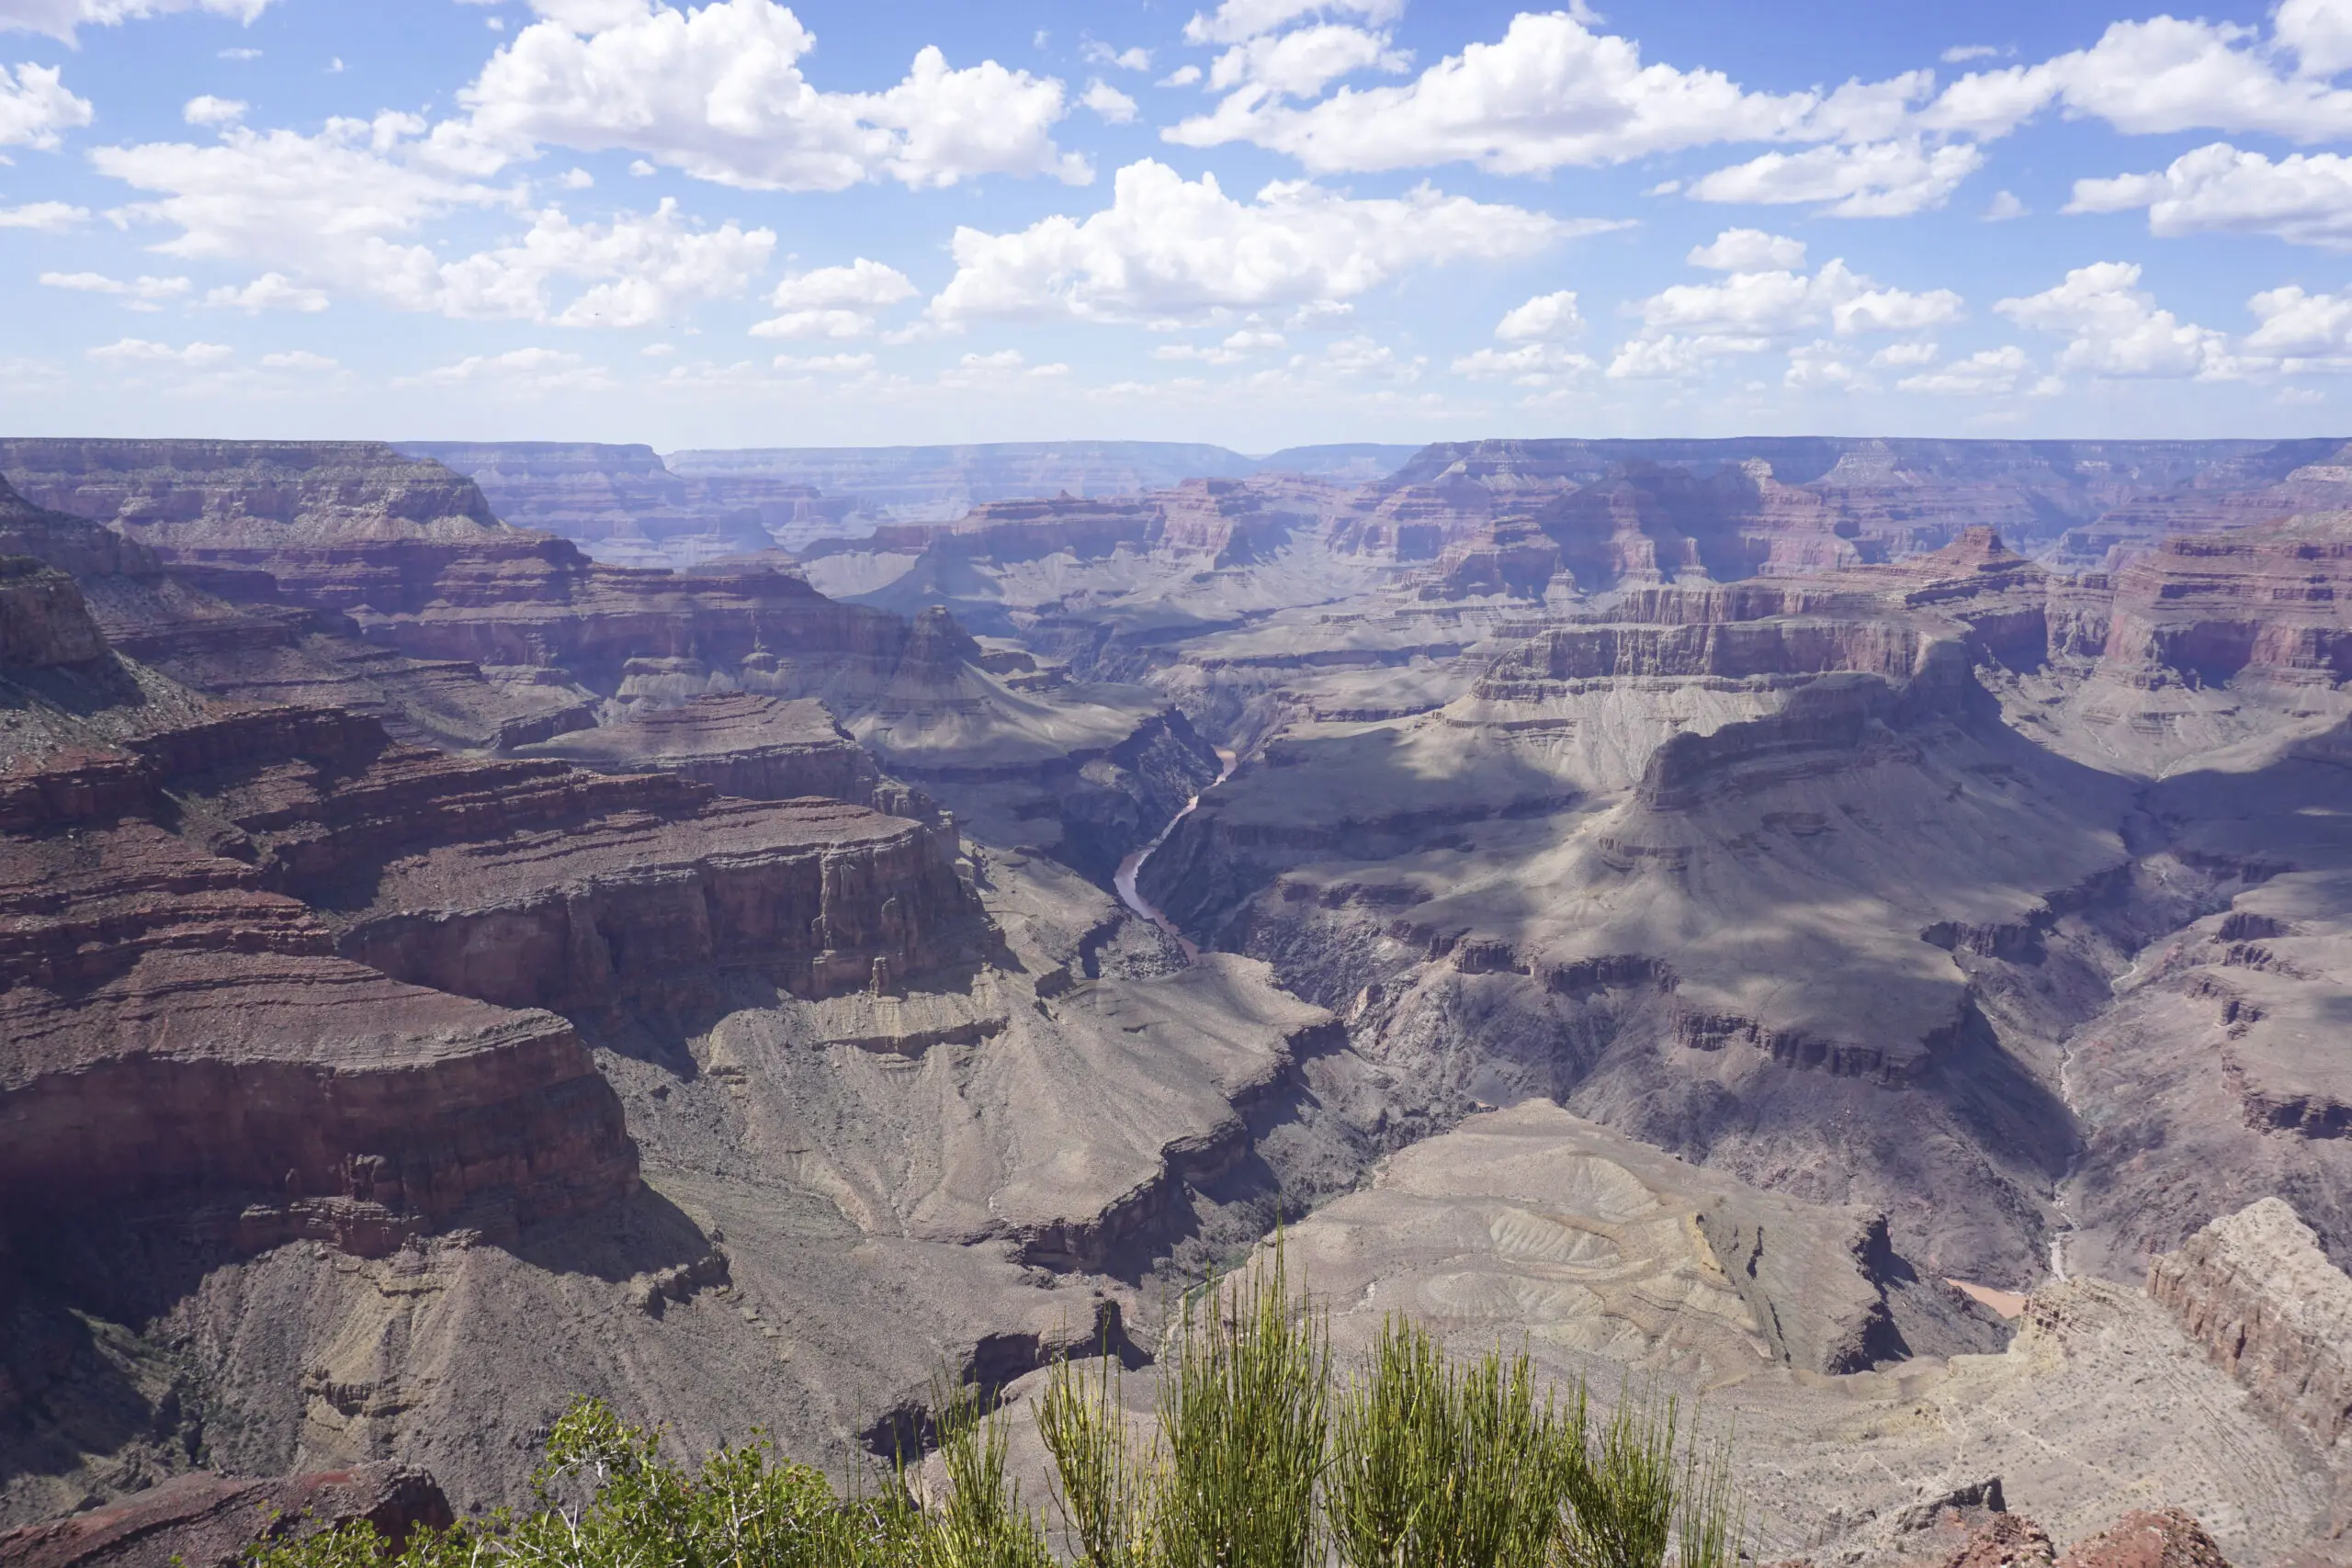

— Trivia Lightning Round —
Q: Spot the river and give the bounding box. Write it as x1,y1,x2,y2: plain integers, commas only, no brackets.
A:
1113,748,1236,962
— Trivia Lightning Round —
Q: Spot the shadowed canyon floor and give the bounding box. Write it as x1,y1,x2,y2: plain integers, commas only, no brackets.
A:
4,436,2351,1565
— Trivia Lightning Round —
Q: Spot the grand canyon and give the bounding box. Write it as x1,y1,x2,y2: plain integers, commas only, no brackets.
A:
2,434,2349,1566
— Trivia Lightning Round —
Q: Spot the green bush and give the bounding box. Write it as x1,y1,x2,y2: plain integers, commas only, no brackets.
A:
249,1250,1743,1568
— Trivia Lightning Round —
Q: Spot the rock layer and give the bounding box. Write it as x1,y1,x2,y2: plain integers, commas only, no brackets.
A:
2146,1198,2352,1447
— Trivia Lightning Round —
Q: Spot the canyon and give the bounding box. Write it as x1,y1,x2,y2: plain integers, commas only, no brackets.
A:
3,434,2351,1566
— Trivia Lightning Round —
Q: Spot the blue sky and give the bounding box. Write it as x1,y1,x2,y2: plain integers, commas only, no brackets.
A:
4,0,2352,450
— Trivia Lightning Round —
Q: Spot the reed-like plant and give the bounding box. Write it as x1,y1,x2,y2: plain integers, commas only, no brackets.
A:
927,1382,1053,1568
1037,1353,1147,1568
1556,1387,1741,1568
1151,1246,1329,1568
1328,1315,1585,1568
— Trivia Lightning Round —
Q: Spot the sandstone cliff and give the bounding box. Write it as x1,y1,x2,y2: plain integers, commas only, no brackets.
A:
2146,1198,2352,1447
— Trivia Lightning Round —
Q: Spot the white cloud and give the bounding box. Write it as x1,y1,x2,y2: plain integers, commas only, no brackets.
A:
1317,333,1421,379
1784,340,1868,390
751,257,913,338
1159,63,1204,87
182,95,245,127
1684,140,1983,217
458,0,1088,192
558,166,594,188
1995,260,2240,380
218,46,260,59
925,158,1581,327
2278,0,2352,77
2245,282,2352,367
87,336,232,367
1897,344,2041,396
1495,289,1582,341
1204,24,1408,100
1610,249,1960,379
936,347,1071,387
1871,340,1939,367
1631,257,1960,339
260,348,337,370
0,62,91,152
1166,12,1931,177
1686,228,1805,271
1939,44,2005,65
94,121,773,326
1156,326,1287,363
1607,333,1764,379
0,198,85,228
2071,142,2352,249
1453,341,1595,386
40,270,191,309
406,345,615,392
1984,189,2027,220
771,350,876,373
1082,80,1139,124
1,0,270,42
1182,0,1402,47
1083,41,1152,72
206,272,329,311
1925,15,2352,142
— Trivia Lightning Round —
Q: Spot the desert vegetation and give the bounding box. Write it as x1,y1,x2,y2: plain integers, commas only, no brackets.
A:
247,1250,1740,1568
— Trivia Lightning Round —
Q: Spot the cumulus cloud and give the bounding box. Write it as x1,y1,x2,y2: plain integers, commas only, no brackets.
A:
0,62,91,152
1609,249,1960,379
1182,0,1403,47
925,158,1585,327
94,118,773,325
1685,139,1983,217
1495,289,1582,341
458,0,1088,191
1897,344,2047,396
206,271,329,311
1081,80,1139,124
87,336,232,367
1995,260,2240,379
1166,12,1932,178
1632,258,1959,339
1686,229,1805,271
0,198,85,228
2,0,270,42
1783,340,1869,390
182,94,245,127
2244,283,2352,365
751,257,914,338
40,269,190,308
2070,142,2352,248
1925,14,2352,142
1204,23,1408,99
1084,41,1153,72
1453,341,1595,387
260,348,337,370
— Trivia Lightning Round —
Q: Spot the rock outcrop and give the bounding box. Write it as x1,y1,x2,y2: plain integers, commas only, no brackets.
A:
0,1465,452,1568
2146,1198,2352,1447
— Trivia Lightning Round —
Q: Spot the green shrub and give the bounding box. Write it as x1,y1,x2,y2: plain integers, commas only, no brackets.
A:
1151,1247,1329,1568
1328,1316,1584,1568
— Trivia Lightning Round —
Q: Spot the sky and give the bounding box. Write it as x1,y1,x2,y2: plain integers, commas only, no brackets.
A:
6,0,2352,451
